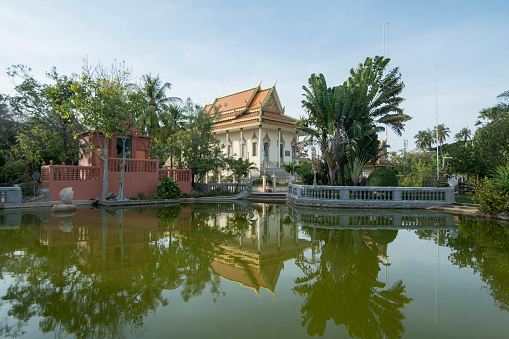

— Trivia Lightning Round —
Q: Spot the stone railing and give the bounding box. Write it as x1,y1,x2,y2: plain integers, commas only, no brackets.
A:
194,182,252,195
287,182,454,208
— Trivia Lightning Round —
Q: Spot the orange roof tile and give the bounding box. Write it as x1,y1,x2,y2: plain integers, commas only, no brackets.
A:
206,87,258,114
248,89,270,110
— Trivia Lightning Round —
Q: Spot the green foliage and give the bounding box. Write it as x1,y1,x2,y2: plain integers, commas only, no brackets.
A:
225,157,256,181
398,176,422,187
156,176,182,199
366,168,398,187
299,56,410,186
474,178,509,214
282,161,298,175
169,100,224,182
491,165,509,195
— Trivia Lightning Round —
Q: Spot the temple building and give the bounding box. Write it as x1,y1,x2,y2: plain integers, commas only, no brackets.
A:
204,82,302,174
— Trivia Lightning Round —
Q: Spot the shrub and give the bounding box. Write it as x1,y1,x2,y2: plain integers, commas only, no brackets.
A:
156,176,181,199
398,176,422,187
366,168,398,187
491,165,509,195
474,178,509,214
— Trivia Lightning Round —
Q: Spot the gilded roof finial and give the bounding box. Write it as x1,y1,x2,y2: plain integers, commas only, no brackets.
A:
273,76,277,87
258,78,262,87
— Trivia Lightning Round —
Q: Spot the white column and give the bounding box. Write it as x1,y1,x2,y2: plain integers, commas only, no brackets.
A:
258,125,262,169
226,130,229,157
278,129,281,167
240,128,243,158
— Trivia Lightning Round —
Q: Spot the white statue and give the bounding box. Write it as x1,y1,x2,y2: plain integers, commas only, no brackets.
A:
448,175,458,191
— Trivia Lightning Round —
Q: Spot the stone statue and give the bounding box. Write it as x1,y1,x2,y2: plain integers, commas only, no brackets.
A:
52,187,76,212
60,187,74,205
290,176,296,184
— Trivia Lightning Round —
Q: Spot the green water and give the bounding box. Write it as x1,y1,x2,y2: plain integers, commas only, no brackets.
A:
0,202,508,338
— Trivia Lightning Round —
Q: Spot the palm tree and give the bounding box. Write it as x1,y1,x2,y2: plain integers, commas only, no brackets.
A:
299,56,410,185
140,74,181,136
158,104,186,168
414,130,433,151
476,90,509,126
434,124,450,146
455,127,472,142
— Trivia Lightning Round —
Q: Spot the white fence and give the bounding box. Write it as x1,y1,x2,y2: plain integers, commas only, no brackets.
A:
287,183,454,208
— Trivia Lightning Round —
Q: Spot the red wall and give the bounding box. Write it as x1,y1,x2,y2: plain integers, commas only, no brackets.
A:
42,160,191,201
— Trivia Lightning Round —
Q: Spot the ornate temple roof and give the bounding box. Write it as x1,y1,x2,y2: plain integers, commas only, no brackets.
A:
204,82,298,132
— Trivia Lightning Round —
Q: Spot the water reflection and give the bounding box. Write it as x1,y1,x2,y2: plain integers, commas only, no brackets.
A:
294,227,411,338
0,204,508,338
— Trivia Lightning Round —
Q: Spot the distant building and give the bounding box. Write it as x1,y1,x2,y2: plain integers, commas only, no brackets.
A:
361,138,395,178
204,82,303,174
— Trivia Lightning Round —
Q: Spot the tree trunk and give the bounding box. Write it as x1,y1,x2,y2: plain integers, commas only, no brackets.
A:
117,136,127,200
101,136,109,199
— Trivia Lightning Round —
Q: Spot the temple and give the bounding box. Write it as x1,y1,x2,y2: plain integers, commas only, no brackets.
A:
204,81,302,174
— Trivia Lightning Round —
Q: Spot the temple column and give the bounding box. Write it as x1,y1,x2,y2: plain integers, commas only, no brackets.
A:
240,128,243,158
258,125,262,169
278,128,281,168
226,130,230,157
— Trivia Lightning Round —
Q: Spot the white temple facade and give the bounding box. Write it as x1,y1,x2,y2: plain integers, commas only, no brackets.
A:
204,82,302,174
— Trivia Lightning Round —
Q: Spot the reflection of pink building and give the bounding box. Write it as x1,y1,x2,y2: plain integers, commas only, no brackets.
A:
41,130,192,201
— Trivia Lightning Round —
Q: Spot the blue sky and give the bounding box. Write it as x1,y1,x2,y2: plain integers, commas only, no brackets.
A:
1,0,508,151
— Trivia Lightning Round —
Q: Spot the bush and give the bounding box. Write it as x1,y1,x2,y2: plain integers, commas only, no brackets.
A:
474,178,509,214
398,176,422,187
491,165,509,195
156,176,182,199
366,168,398,187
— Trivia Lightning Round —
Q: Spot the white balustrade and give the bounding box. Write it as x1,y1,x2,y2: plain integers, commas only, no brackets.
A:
287,184,454,208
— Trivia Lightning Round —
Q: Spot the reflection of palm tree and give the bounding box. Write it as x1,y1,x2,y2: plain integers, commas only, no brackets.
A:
294,228,412,338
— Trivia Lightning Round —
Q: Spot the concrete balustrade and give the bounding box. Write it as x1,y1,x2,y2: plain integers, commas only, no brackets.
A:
287,183,454,208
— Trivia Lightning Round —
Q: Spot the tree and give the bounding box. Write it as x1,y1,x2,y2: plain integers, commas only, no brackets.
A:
299,56,409,186
449,116,509,181
434,123,450,146
154,103,187,167
476,90,509,126
69,61,146,199
225,157,256,192
169,99,224,183
455,127,472,142
140,73,181,136
414,129,433,151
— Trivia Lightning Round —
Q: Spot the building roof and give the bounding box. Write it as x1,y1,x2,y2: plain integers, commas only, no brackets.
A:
204,82,298,132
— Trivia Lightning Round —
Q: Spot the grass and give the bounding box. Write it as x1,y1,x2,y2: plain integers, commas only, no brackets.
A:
455,193,474,204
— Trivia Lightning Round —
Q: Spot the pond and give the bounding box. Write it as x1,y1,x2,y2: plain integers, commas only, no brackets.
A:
0,202,508,338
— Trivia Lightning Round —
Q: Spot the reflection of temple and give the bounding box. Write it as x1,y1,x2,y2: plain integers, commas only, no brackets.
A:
203,203,311,295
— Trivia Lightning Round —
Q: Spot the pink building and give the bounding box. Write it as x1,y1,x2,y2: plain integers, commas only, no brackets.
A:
41,131,191,201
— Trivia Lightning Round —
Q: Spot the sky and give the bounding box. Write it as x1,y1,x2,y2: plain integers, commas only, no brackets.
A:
1,0,508,152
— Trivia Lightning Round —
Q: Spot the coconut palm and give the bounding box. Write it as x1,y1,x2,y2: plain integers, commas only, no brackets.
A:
476,90,509,126
414,130,433,151
158,104,187,168
434,124,450,146
140,74,181,136
455,127,472,142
